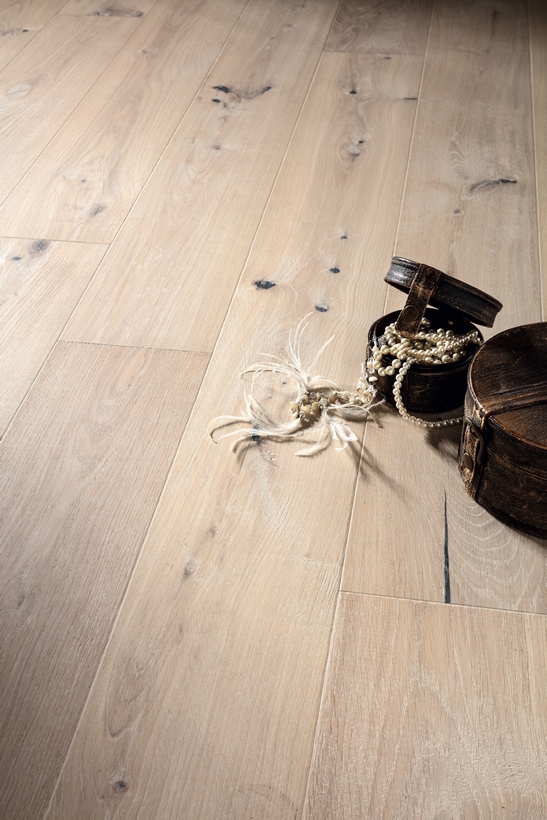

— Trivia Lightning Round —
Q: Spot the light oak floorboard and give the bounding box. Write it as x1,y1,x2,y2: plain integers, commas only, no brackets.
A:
344,43,546,610
431,0,528,53
392,49,539,327
61,0,339,352
343,409,454,603
304,593,547,820
0,13,142,205
0,237,107,437
530,0,547,320
61,0,157,14
45,49,422,820
0,0,67,72
0,341,208,820
326,0,433,55
444,461,547,612
0,0,248,243
237,51,423,386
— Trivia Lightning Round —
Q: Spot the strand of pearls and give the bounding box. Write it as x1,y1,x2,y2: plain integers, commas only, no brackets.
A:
366,318,480,429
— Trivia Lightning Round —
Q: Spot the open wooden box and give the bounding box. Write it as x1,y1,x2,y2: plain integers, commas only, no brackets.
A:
367,257,502,413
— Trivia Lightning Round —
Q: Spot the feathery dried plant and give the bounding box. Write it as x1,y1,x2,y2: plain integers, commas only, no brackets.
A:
210,316,382,456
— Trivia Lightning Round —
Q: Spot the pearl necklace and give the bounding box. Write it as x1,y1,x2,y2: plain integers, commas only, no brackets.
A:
366,318,481,428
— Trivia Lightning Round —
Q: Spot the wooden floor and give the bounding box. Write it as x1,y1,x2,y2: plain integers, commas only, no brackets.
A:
1,1,546,818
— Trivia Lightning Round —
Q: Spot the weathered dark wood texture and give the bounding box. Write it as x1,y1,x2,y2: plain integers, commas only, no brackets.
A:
461,323,547,537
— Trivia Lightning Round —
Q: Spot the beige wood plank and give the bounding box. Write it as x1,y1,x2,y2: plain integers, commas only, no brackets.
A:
0,13,142,204
0,0,67,72
61,0,157,14
343,409,453,603
0,237,106,437
432,0,528,53
303,593,547,820
0,0,248,243
445,461,547,612
530,0,547,321
45,51,422,820
61,0,339,352
392,49,538,326
0,341,208,820
326,0,433,55
344,44,546,610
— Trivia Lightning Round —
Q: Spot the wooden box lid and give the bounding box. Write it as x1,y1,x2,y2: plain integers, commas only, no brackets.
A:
468,322,547,449
385,257,503,328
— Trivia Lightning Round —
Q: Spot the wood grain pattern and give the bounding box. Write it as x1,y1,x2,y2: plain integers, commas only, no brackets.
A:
344,26,545,610
392,48,539,328
234,51,423,386
0,0,67,72
0,0,248,242
0,341,208,820
61,0,339,352
61,0,157,14
0,13,141,205
45,50,422,820
343,409,452,602
431,0,528,53
0,237,106,437
304,593,547,820
530,0,547,321
326,0,433,55
445,461,547,611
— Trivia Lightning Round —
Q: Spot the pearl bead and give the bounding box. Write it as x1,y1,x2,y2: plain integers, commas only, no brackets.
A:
366,321,475,427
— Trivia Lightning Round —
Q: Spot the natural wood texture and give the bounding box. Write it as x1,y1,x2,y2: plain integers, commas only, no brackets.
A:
61,0,157,14
530,0,547,321
1,2,547,818
0,237,106,437
431,0,528,53
0,13,142,205
61,0,339,352
45,50,422,820
344,410,454,602
391,48,539,329
445,459,547,612
0,0,67,72
344,11,547,610
233,50,422,384
0,341,208,820
461,324,547,537
326,0,433,55
303,593,547,819
0,0,248,243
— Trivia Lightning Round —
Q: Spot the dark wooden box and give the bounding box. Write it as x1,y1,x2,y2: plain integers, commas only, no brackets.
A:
459,322,547,538
368,258,502,414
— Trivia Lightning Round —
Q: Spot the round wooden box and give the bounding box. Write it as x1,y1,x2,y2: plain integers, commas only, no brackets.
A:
368,307,482,413
368,257,502,414
460,322,547,538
